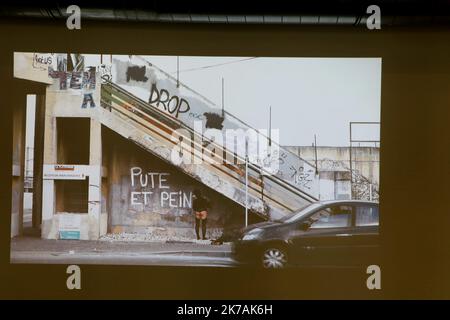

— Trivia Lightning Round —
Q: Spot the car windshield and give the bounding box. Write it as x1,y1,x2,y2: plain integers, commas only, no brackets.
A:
277,203,324,223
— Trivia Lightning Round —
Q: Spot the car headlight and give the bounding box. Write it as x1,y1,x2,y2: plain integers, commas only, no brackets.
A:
242,228,263,241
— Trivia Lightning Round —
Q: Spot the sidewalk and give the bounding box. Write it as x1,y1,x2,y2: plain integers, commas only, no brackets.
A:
11,236,232,257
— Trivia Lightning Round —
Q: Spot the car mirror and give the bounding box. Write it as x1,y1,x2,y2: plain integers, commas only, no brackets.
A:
299,221,310,231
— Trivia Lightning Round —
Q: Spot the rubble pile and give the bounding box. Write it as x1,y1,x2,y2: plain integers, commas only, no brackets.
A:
99,227,223,243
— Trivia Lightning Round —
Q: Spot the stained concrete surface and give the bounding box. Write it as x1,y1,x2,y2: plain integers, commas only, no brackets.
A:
99,229,224,243
10,236,235,267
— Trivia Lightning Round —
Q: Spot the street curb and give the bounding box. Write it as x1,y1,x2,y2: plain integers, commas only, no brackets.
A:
153,250,232,258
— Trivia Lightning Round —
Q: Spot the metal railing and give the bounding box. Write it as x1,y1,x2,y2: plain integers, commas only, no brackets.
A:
118,56,320,197
101,81,318,214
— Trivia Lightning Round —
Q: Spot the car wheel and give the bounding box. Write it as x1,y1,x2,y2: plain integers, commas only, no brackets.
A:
262,247,288,268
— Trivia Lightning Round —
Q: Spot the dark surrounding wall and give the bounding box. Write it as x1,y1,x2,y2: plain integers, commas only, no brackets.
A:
55,179,89,213
102,126,258,233
54,118,90,214
10,98,26,236
32,94,46,228
56,117,90,164
2,19,450,299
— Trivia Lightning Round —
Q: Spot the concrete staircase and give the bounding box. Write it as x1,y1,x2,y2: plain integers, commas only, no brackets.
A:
99,80,318,220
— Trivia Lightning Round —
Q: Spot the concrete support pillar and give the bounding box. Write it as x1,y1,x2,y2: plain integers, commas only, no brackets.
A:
32,94,46,229
88,118,103,239
41,99,57,239
11,99,26,237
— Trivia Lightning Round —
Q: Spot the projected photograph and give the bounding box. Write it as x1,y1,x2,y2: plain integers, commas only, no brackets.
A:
10,53,381,268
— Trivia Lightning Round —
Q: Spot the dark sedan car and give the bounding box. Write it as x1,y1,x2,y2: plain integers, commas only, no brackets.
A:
232,200,379,268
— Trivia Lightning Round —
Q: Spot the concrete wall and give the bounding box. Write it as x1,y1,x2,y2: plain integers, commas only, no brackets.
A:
103,127,248,235
318,171,352,200
285,146,379,201
285,146,380,184
13,52,54,85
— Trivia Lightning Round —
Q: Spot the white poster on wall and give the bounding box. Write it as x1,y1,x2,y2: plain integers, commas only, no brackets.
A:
43,164,87,180
59,214,82,240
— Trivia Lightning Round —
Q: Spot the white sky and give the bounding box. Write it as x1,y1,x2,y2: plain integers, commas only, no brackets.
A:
25,95,36,148
85,54,381,146
141,56,381,147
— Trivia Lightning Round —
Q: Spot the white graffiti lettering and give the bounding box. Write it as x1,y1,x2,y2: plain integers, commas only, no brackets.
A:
129,167,192,209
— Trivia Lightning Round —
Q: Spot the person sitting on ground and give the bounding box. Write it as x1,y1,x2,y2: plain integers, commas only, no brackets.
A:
211,209,244,245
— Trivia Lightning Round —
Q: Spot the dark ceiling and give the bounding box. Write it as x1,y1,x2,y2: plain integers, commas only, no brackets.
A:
1,0,450,26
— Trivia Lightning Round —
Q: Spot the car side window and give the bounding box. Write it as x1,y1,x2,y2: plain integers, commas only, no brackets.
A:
355,205,379,226
309,205,353,229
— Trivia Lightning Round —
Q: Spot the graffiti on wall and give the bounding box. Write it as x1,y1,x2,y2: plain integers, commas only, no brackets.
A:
99,64,112,83
114,58,156,89
204,112,225,130
148,83,191,118
49,68,96,90
32,53,55,71
48,63,97,108
351,169,379,201
129,167,192,210
126,65,148,82
289,165,315,190
57,55,67,72
188,112,204,121
319,159,348,171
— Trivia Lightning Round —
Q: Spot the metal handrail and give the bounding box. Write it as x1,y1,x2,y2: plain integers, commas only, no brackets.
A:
101,81,318,204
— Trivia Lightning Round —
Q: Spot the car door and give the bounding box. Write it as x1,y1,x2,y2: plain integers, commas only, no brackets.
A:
347,204,380,266
289,204,356,267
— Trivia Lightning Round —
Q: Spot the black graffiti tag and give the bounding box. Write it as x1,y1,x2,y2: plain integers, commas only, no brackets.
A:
149,83,190,118
49,69,96,91
203,112,224,130
290,165,313,189
32,53,53,70
126,65,148,82
99,64,112,83
189,112,204,120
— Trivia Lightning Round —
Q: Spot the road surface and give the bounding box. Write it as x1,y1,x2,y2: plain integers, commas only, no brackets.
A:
10,236,237,267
